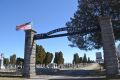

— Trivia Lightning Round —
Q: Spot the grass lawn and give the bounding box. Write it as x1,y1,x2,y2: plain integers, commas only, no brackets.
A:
0,77,23,80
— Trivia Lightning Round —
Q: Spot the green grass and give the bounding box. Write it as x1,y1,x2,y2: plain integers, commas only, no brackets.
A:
0,77,23,80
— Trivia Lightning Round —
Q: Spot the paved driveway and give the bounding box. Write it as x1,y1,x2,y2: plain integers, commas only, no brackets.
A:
24,75,105,80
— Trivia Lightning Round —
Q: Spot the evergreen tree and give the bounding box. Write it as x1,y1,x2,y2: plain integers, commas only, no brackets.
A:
79,57,83,63
82,53,87,63
54,51,64,65
54,52,58,64
87,57,91,63
4,58,9,66
10,54,16,66
66,0,120,50
44,52,53,66
58,51,64,65
36,45,46,64
16,57,24,66
73,53,80,64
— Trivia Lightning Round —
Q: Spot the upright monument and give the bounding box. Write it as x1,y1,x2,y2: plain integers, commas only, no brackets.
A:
0,53,5,69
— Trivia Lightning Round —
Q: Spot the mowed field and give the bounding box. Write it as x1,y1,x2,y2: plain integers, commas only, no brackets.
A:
0,77,23,80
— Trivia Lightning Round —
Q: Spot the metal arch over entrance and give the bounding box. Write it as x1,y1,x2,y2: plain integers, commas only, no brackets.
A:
23,16,119,78
34,27,98,40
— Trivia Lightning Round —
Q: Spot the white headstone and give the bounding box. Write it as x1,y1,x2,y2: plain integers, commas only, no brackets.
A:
47,63,57,68
0,53,5,69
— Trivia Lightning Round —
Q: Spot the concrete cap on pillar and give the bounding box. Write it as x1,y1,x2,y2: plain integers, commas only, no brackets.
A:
99,16,111,21
25,29,37,33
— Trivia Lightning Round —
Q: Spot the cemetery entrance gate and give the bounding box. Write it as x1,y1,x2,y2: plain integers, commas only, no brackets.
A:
23,16,119,78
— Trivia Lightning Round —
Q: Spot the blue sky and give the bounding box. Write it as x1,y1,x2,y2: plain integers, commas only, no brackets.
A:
0,0,118,63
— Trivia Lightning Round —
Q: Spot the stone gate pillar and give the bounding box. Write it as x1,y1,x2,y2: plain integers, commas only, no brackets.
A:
99,16,119,76
23,30,36,78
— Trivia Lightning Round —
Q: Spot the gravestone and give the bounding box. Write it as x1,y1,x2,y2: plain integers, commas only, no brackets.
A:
47,63,57,68
0,53,5,69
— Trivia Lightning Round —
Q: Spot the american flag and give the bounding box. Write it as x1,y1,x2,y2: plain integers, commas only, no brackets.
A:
16,22,32,30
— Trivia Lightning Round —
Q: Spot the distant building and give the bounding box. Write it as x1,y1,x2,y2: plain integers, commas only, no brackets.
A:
96,52,103,63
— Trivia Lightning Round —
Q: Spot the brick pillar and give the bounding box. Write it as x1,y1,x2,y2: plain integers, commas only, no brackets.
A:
99,16,119,76
23,30,36,78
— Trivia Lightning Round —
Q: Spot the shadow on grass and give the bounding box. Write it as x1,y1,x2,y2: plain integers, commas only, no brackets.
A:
49,78,106,80
37,69,105,77
0,75,23,78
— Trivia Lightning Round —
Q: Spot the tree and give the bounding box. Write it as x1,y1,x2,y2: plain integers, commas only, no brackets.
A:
66,0,120,50
10,54,16,66
4,58,9,67
82,53,87,63
73,53,80,64
87,57,91,63
54,51,64,65
16,57,24,66
57,51,64,65
54,52,58,64
36,45,46,64
44,52,53,66
66,0,120,75
79,57,82,63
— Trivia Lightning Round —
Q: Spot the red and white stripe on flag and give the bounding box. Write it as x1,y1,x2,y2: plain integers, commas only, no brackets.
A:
16,22,32,30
